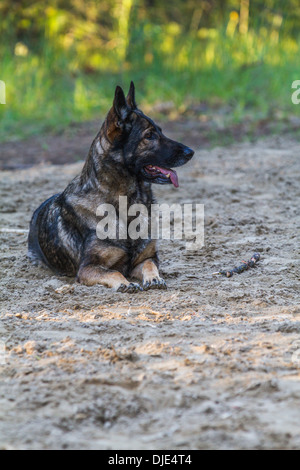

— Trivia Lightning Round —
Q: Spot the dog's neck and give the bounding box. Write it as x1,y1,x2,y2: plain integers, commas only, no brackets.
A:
79,132,152,205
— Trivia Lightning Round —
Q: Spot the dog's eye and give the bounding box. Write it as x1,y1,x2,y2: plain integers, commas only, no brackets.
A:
144,131,155,140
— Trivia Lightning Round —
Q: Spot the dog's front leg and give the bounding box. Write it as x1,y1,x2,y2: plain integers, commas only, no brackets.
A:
77,243,142,292
78,265,142,292
131,259,167,290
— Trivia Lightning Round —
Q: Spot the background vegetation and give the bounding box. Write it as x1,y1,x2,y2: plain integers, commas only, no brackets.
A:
1,0,300,141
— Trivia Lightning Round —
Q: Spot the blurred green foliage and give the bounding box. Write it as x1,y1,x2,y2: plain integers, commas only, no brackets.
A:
0,0,300,140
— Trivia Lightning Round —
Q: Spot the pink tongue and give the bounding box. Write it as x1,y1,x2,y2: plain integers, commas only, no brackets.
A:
155,166,179,187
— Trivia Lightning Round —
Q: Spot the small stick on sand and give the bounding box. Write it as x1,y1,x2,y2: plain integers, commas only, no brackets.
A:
212,253,261,278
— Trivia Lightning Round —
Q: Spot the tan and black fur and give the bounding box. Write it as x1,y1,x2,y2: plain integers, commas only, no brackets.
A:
28,82,194,292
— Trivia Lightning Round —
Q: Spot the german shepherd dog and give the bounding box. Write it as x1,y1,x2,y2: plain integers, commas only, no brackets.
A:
28,82,194,292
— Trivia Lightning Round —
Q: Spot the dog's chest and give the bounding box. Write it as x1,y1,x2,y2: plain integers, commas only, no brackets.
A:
69,189,153,238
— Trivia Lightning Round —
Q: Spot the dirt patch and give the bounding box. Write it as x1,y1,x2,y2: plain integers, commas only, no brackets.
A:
0,135,300,449
2,115,298,171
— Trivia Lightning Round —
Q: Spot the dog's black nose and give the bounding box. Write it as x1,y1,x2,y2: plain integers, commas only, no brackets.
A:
184,147,194,160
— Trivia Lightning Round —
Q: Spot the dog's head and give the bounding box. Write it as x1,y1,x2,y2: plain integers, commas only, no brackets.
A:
101,82,194,187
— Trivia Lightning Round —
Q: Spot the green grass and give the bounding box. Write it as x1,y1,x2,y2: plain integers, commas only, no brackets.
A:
1,25,300,142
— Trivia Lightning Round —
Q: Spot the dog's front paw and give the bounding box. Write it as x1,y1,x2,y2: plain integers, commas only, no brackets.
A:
143,277,167,291
117,282,143,293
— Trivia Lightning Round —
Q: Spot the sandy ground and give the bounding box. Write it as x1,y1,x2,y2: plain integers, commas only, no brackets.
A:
0,134,300,450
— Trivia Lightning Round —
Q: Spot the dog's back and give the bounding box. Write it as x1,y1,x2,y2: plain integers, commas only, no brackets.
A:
28,193,81,276
28,194,59,268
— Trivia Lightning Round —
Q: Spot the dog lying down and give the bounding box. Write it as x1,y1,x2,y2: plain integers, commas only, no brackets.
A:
28,82,194,292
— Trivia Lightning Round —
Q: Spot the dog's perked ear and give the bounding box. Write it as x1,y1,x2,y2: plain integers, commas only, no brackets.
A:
105,86,132,143
126,81,137,109
113,86,130,122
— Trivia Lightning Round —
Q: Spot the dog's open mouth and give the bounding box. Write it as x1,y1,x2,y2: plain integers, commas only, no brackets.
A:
143,165,179,187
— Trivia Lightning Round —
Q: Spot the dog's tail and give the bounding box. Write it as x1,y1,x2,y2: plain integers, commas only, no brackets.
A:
27,194,59,269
